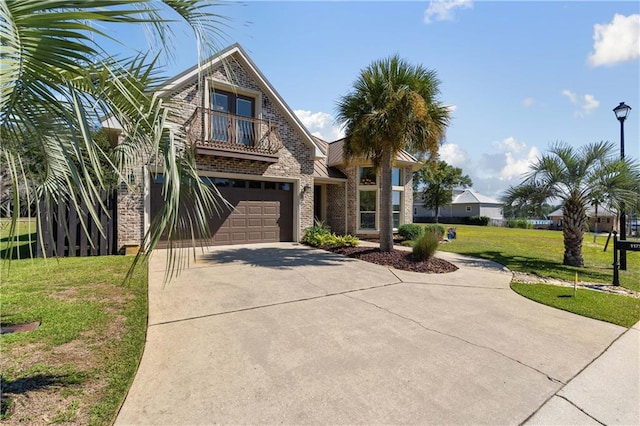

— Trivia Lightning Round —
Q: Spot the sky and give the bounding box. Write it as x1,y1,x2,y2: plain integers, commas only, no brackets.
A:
108,0,640,199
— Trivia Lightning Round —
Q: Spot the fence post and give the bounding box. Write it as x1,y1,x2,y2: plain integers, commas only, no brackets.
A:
612,231,619,286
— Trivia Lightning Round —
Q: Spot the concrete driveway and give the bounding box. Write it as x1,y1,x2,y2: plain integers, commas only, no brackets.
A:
115,243,634,425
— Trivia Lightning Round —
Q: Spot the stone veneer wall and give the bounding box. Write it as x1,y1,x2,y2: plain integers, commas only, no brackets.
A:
325,183,346,235
116,55,315,249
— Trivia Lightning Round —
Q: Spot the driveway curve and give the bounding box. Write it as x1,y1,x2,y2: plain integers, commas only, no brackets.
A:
116,243,629,425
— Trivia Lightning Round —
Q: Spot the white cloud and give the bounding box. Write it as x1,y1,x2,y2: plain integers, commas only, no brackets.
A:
294,110,345,141
424,0,473,24
561,89,600,117
437,137,540,199
588,14,640,67
522,97,535,107
439,142,469,167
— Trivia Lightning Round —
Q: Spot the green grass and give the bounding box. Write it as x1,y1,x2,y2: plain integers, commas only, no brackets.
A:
1,255,148,425
433,225,639,292
511,283,640,327
0,218,37,259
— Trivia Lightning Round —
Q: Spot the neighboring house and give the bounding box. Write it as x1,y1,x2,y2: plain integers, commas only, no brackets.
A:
548,205,617,233
104,43,419,251
413,189,504,221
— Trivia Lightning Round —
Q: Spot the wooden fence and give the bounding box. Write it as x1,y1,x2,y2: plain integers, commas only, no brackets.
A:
36,190,118,257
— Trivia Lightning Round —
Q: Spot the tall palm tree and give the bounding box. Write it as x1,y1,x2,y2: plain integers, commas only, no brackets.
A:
503,141,640,267
336,56,450,251
1,1,228,275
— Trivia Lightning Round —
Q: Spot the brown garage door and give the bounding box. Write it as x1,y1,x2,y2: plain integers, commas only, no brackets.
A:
150,176,293,247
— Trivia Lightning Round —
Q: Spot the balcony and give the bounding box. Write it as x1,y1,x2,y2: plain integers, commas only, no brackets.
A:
185,107,283,162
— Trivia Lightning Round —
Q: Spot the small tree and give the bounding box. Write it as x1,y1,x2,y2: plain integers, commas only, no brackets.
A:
415,160,472,222
336,56,449,252
503,141,640,267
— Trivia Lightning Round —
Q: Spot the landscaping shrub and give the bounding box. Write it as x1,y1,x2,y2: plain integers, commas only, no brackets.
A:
462,216,490,226
301,221,331,246
302,222,359,248
423,223,445,239
412,230,439,261
398,224,423,241
507,219,532,229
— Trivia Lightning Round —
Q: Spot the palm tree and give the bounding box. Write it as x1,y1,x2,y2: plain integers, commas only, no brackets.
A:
1,1,228,274
336,56,450,251
503,141,640,267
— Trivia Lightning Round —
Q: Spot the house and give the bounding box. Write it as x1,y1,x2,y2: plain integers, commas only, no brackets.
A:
413,189,503,222
105,44,419,250
548,205,617,233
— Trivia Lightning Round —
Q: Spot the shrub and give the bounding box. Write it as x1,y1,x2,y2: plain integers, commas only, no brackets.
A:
423,224,445,239
412,231,439,261
302,220,331,246
331,234,359,247
302,222,359,248
462,216,490,226
398,224,423,241
507,219,532,229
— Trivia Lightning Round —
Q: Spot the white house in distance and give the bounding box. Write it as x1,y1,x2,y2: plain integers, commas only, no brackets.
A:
548,205,617,233
414,189,504,222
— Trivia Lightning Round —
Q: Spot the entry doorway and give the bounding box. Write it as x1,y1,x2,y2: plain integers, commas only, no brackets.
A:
313,184,324,223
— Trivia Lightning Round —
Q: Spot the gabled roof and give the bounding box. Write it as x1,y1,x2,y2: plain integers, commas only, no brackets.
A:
326,138,420,170
451,189,501,205
313,137,347,181
549,205,616,218
154,43,324,159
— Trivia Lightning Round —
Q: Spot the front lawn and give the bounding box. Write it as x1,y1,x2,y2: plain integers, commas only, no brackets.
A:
511,282,640,327
0,256,147,425
433,225,639,292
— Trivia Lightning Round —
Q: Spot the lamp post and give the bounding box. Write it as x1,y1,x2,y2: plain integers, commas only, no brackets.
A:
613,101,631,270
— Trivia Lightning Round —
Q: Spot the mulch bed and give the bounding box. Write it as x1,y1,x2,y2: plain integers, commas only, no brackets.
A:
325,246,458,274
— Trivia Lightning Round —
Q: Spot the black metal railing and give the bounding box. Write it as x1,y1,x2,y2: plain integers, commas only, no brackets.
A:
185,107,283,156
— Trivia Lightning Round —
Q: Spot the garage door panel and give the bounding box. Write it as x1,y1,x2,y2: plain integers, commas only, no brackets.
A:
152,177,293,247
247,206,262,215
247,218,262,227
262,218,277,227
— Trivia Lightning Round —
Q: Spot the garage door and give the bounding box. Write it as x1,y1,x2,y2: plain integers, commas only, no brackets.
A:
150,176,294,247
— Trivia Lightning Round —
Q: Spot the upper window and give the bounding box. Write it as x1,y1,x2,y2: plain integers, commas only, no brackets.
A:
392,168,403,187
359,167,376,185
466,206,472,212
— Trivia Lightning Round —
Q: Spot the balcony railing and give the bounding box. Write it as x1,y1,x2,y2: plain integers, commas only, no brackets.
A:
185,107,283,157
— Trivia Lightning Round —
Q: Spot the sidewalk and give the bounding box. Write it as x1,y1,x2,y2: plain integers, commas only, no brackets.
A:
525,320,639,425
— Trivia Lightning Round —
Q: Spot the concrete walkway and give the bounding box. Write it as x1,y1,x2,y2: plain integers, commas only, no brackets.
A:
116,243,638,425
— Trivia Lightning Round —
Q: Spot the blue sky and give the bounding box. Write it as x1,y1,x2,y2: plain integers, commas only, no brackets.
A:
110,0,640,199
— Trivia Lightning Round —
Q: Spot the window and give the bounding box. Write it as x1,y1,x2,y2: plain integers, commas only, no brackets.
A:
392,168,403,187
359,191,376,230
466,206,472,212
279,183,292,191
213,178,229,187
264,182,277,190
231,179,247,188
359,167,376,185
210,89,255,145
248,180,261,189
393,191,402,229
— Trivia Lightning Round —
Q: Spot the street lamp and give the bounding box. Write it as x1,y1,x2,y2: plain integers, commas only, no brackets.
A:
613,101,631,270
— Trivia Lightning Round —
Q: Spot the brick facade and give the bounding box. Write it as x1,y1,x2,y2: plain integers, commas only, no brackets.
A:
116,50,315,249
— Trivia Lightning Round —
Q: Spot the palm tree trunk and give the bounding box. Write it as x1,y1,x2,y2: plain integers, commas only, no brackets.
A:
379,149,394,252
562,199,585,267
